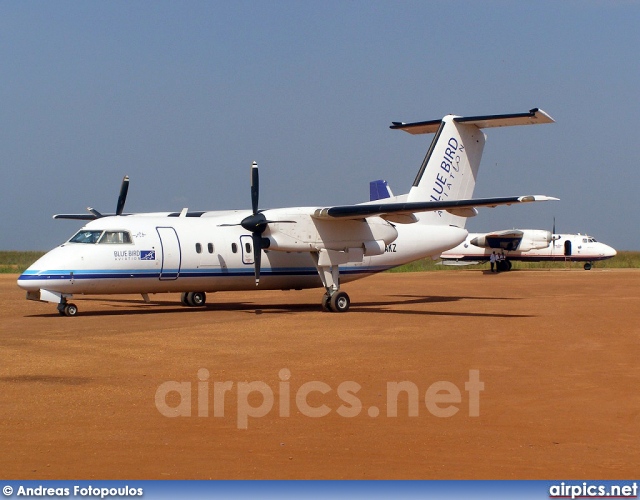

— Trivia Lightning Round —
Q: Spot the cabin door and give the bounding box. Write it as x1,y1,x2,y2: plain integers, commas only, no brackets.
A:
157,227,181,280
564,240,572,257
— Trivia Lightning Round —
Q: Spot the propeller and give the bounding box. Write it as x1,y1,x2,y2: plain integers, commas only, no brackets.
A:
116,175,130,215
55,175,130,220
225,162,295,286
87,176,129,218
241,162,268,286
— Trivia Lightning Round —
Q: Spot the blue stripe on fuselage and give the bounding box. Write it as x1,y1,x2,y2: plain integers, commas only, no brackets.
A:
18,265,392,282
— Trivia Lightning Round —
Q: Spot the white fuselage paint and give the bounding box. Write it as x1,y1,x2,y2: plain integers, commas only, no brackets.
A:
18,208,468,297
441,232,616,263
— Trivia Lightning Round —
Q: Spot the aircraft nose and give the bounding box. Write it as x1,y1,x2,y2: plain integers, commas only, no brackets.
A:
17,266,36,291
605,245,617,258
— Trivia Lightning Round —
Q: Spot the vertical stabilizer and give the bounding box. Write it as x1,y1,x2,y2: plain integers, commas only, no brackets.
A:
391,108,554,227
406,116,485,227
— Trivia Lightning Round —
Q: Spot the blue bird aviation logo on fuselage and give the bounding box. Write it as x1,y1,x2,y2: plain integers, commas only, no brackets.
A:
113,250,156,261
140,250,156,260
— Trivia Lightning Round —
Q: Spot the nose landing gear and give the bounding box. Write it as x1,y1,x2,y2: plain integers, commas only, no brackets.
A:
57,300,78,317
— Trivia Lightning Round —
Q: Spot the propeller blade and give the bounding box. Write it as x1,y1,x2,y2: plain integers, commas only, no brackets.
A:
116,176,130,216
552,216,556,236
250,162,259,215
87,207,103,218
252,233,262,286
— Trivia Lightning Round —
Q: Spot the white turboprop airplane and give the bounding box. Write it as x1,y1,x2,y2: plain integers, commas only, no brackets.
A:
18,108,557,316
439,229,616,271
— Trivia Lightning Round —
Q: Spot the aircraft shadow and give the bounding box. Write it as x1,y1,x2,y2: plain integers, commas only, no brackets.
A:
26,294,529,319
0,375,92,385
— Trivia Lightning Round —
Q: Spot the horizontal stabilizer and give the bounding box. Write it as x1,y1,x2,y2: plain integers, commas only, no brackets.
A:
391,108,554,135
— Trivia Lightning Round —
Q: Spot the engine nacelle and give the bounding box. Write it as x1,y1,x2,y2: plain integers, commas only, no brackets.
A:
471,229,552,252
517,230,553,251
263,215,398,254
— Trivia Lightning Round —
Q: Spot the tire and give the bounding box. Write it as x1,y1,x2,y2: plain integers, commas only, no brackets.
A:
584,263,592,270
321,293,331,312
64,303,78,317
180,292,189,306
191,292,206,306
329,291,350,313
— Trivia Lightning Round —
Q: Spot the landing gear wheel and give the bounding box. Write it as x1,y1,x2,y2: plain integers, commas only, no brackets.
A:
321,293,331,312
190,292,206,306
63,303,78,317
184,292,206,307
506,260,512,271
329,291,350,313
584,262,592,270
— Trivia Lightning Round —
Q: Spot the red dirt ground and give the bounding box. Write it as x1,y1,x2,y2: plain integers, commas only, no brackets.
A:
1,270,638,479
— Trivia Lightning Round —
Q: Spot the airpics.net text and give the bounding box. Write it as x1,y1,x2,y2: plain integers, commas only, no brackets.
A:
155,369,484,429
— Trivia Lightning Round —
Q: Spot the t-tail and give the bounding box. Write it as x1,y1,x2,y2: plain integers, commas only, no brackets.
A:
391,108,554,227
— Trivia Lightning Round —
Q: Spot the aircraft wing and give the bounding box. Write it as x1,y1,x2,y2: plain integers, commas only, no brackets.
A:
53,212,133,220
485,230,525,239
53,213,99,220
312,195,558,221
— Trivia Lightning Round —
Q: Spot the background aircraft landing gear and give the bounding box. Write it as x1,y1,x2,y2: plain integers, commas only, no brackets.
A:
181,292,207,307
584,262,593,270
322,290,350,313
496,260,512,272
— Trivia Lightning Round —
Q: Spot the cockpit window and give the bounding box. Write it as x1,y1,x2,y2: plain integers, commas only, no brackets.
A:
98,231,132,244
69,230,103,244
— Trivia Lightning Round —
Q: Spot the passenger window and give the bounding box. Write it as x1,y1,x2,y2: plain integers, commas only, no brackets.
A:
245,242,251,253
231,243,238,253
208,243,214,254
196,243,202,254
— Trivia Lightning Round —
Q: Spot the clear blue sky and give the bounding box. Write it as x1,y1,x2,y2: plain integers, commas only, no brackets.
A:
2,1,639,250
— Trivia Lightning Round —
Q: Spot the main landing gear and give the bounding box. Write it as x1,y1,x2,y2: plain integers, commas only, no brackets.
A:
496,259,513,272
180,292,207,307
313,251,351,313
321,290,351,313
